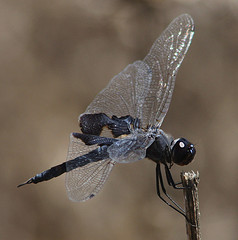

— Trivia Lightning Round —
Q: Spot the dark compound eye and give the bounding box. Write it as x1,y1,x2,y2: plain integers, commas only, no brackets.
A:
171,138,196,166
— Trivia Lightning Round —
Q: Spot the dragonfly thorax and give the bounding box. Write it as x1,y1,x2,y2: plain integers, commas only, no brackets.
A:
146,130,173,165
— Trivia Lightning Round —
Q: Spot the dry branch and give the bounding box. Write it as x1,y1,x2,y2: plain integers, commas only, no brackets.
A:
181,171,201,240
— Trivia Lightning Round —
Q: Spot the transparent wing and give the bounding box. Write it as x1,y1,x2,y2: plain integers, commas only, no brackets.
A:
107,131,154,163
66,133,114,201
67,133,98,159
143,14,194,127
66,159,114,202
83,14,194,128
83,60,152,127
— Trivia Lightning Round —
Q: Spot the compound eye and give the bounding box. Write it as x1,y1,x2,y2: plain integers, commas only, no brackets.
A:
171,138,196,166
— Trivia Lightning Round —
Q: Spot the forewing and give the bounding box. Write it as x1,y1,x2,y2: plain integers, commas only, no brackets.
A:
66,159,114,202
82,14,194,128
143,14,194,127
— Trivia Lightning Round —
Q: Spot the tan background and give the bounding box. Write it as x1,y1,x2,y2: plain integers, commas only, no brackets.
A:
1,0,238,239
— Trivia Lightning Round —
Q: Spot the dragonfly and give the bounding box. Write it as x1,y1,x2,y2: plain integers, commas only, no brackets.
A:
18,14,196,217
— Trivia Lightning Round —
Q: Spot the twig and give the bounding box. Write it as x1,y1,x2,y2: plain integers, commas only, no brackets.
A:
181,171,201,240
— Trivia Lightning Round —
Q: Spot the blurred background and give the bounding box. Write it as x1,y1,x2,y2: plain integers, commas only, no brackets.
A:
1,0,238,239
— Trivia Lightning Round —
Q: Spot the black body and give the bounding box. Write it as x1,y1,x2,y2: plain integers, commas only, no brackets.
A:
18,113,195,188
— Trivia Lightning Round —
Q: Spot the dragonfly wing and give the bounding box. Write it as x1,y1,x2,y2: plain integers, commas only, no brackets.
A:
107,132,154,163
83,60,152,124
81,14,194,128
66,159,114,202
143,14,194,127
66,133,114,201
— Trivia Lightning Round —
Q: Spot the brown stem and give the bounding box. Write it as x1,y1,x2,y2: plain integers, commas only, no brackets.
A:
181,171,201,240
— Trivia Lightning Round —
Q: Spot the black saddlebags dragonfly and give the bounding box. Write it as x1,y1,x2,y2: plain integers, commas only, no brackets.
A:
18,14,196,217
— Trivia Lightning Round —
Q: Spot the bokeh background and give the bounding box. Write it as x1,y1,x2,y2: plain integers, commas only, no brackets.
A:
1,0,238,239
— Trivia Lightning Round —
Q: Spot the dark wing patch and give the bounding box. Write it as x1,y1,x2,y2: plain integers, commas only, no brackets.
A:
80,113,136,138
72,132,118,146
80,113,112,136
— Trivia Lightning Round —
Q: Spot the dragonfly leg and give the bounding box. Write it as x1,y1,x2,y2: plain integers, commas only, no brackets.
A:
156,163,186,216
164,164,185,189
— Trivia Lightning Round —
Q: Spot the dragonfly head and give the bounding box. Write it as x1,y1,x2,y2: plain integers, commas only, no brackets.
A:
171,138,196,166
